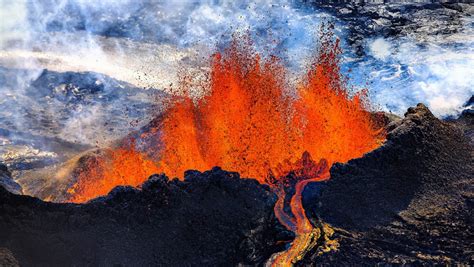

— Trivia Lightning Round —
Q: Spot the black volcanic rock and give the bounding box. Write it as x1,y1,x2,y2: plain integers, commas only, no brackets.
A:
0,163,22,195
0,167,286,266
0,248,19,267
301,104,473,265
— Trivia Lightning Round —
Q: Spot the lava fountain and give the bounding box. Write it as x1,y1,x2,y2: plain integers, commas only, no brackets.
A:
67,28,384,265
157,32,382,180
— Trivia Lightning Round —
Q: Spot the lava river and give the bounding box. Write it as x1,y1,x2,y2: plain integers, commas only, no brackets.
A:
67,29,384,265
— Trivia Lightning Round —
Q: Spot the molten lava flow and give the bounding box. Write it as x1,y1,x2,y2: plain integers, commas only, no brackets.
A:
267,153,338,266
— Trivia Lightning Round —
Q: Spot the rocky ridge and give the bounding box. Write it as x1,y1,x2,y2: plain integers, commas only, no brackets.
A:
0,168,286,266
302,104,473,265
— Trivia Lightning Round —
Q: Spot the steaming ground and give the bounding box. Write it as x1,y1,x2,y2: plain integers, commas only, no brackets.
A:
0,1,473,196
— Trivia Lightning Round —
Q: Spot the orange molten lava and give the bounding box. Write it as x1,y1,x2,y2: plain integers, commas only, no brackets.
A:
157,33,381,182
269,152,332,266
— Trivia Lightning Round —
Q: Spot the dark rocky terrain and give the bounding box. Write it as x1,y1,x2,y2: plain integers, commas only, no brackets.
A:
302,104,473,265
456,96,474,145
0,168,287,266
306,1,474,55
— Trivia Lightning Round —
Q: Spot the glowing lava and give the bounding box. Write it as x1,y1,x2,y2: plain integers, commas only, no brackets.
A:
157,32,381,181
67,28,383,265
267,152,338,266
